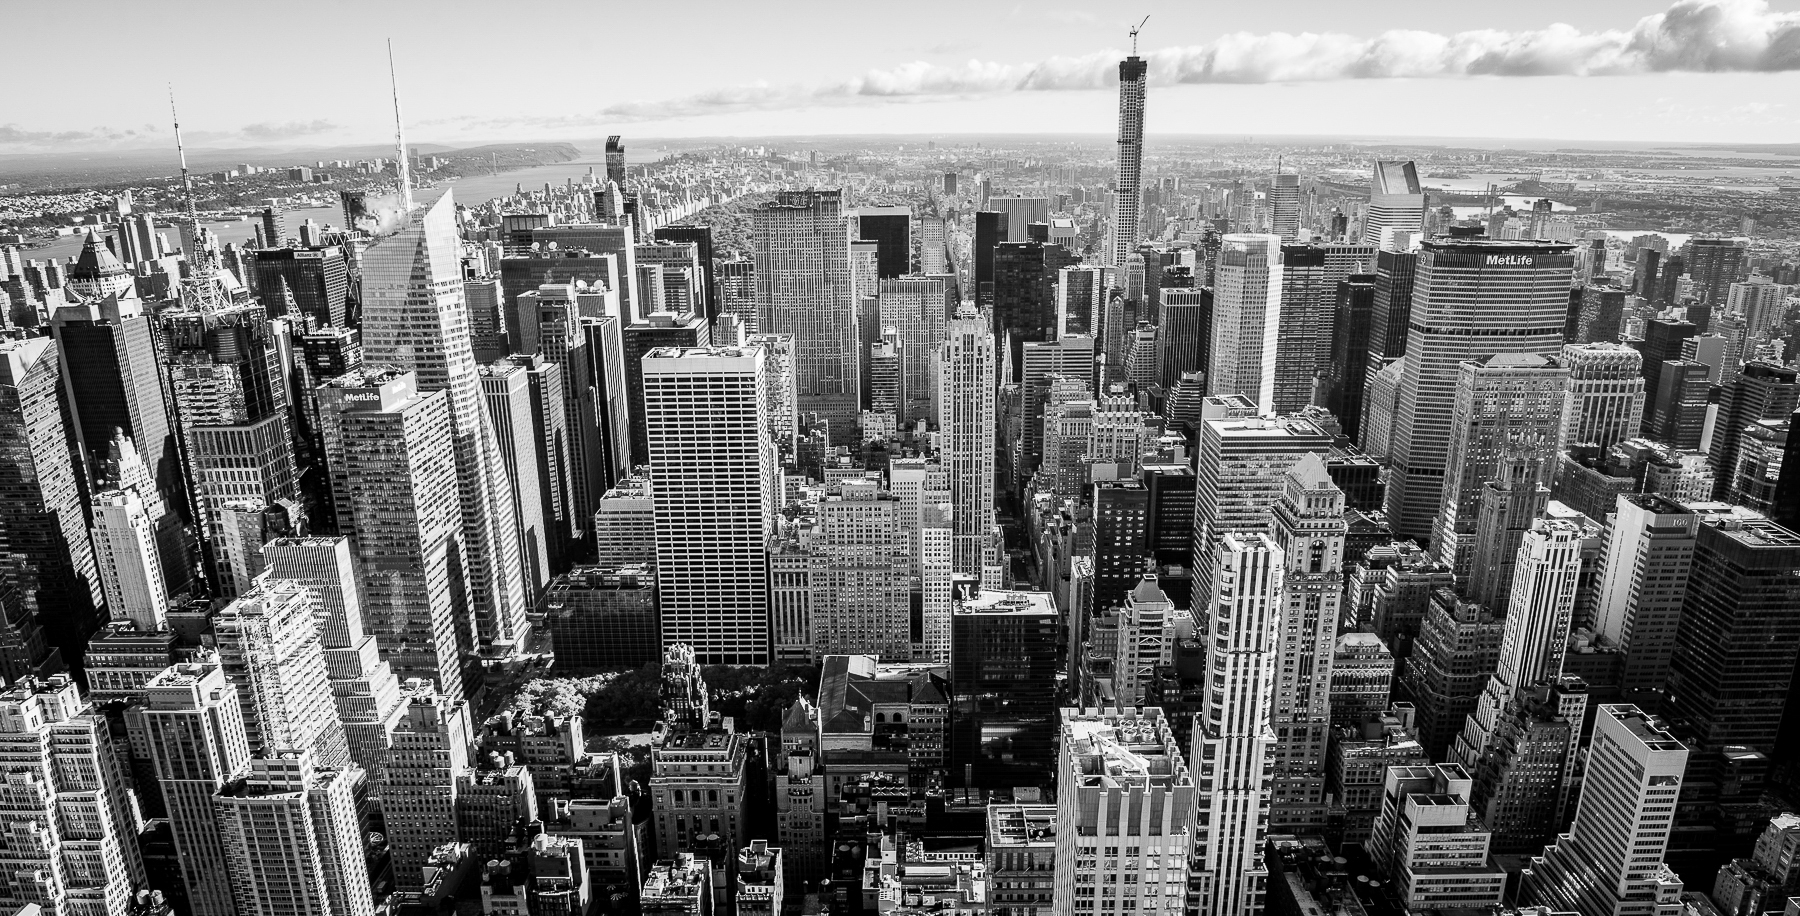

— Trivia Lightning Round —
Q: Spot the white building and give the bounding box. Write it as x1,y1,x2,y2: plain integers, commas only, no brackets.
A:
1208,235,1284,413
939,305,998,582
1053,708,1192,916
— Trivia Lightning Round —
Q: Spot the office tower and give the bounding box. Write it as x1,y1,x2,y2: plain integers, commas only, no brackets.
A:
364,192,529,652
0,338,101,662
1363,161,1426,250
577,316,633,493
249,246,349,327
992,197,1051,244
1188,534,1281,916
481,362,550,592
263,535,405,778
1400,588,1505,758
988,805,1057,915
1592,494,1698,693
1574,285,1628,344
1645,359,1712,450
1688,238,1747,311
213,576,350,768
1365,248,1417,379
90,488,168,630
160,300,300,595
857,206,910,279
752,190,857,443
1267,457,1346,831
1325,274,1377,442
1191,402,1334,600
623,310,711,466
316,370,469,701
940,306,998,580
463,275,506,363
643,347,778,665
993,241,1078,381
878,276,951,425
1367,763,1506,909
1430,354,1568,583
380,681,472,890
142,662,252,916
604,135,625,186
542,564,658,670
1272,243,1374,415
655,224,718,321
1110,52,1148,264
810,480,910,660
649,646,749,860
49,294,183,512
1384,241,1576,540
1562,342,1647,452
1729,277,1789,337
0,675,144,916
1710,362,1799,496
1053,709,1193,916
1209,234,1283,412
919,216,948,275
1057,265,1105,337
951,589,1058,789
593,474,654,566
502,238,629,323
1019,337,1095,485
1666,510,1800,759
1330,633,1393,728
1158,287,1213,390
1519,705,1688,916
636,240,704,317
492,355,572,570
1267,173,1302,242
214,751,373,916
1635,316,1699,423
974,210,1007,307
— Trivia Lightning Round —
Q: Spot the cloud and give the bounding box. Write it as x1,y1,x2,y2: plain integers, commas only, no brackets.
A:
236,119,339,141
437,0,1799,131
0,124,148,145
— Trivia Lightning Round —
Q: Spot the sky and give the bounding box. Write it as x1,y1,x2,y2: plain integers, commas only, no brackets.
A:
5,0,1800,152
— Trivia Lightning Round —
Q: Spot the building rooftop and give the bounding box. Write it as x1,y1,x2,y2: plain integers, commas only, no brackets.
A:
953,589,1057,617
987,804,1056,845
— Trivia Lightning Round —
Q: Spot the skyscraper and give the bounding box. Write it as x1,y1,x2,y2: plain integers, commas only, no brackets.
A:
142,662,252,916
316,370,470,702
1110,52,1147,266
752,190,857,444
1268,173,1301,242
381,680,473,891
1687,238,1747,311
857,206,911,279
1325,273,1377,443
213,576,351,769
992,240,1078,381
643,346,779,665
1384,240,1576,540
1190,533,1281,916
1561,342,1646,453
215,751,373,916
1191,400,1334,600
90,487,169,630
1518,705,1688,916
1592,494,1699,693
362,191,530,652
878,275,951,425
1362,161,1426,250
939,306,997,581
1208,234,1283,412
481,362,551,593
605,135,626,186
1268,456,1346,831
952,589,1058,790
1158,287,1213,391
1054,709,1193,916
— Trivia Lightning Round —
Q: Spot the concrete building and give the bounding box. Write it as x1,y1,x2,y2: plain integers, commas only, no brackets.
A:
1267,456,1346,831
380,680,474,891
213,751,372,916
1052,709,1192,916
752,190,857,443
140,663,251,916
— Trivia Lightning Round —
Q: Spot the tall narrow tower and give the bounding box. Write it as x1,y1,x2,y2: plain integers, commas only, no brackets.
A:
361,192,530,653
939,305,997,581
1268,455,1346,831
387,39,412,214
1110,27,1148,267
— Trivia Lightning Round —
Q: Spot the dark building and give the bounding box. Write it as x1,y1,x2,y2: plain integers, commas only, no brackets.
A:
579,318,632,496
1634,317,1699,434
1688,238,1747,310
1325,274,1376,442
653,225,718,324
1366,249,1417,367
857,207,911,280
500,249,621,325
48,297,183,504
973,211,1008,309
991,241,1077,382
250,246,350,327
604,135,625,186
1157,288,1212,392
1576,285,1627,344
297,327,362,387
1709,362,1800,498
1657,254,1685,307
1089,480,1150,616
1637,248,1662,300
543,564,658,670
1773,408,1800,533
1325,451,1384,512
1398,588,1504,760
1647,360,1712,451
950,587,1058,790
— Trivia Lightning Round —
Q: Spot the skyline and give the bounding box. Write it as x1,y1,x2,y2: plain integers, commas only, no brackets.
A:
5,0,1800,153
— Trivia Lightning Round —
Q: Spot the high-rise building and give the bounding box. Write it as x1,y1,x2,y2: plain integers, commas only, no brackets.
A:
249,245,350,327
141,662,252,916
752,190,857,443
1191,400,1334,600
363,192,530,653
1430,353,1569,584
1518,705,1688,916
90,487,169,630
920,216,948,275
951,589,1058,790
655,224,719,322
649,646,750,861
510,284,607,540
1269,173,1301,242
0,337,101,662
1400,588,1506,759
0,675,144,916
1325,274,1377,443
1158,287,1213,391
974,210,1007,308
878,276,951,425
1687,238,1747,311
1562,342,1647,452
857,206,911,279
1268,456,1346,831
1053,709,1192,916
809,479,910,660
1709,362,1799,498
1384,240,1576,540
1190,533,1281,916
542,564,658,670
481,362,552,593
381,680,473,890
214,751,374,916
993,241,1078,382
940,306,998,581
623,310,712,467
643,346,779,665
263,535,406,779
1362,161,1426,250
315,370,469,702
1110,52,1148,266
1367,763,1506,909
213,576,351,768
1208,234,1284,412
604,135,625,186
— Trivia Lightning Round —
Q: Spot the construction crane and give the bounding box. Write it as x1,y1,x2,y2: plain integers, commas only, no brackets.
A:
1130,16,1149,56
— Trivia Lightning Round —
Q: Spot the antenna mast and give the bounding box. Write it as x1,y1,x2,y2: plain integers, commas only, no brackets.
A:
1129,16,1149,56
169,86,198,223
388,38,413,213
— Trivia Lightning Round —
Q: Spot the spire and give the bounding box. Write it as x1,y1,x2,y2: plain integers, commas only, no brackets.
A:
388,38,414,213
169,86,197,224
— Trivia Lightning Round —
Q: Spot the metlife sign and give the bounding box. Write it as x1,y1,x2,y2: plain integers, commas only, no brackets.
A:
1485,254,1534,267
